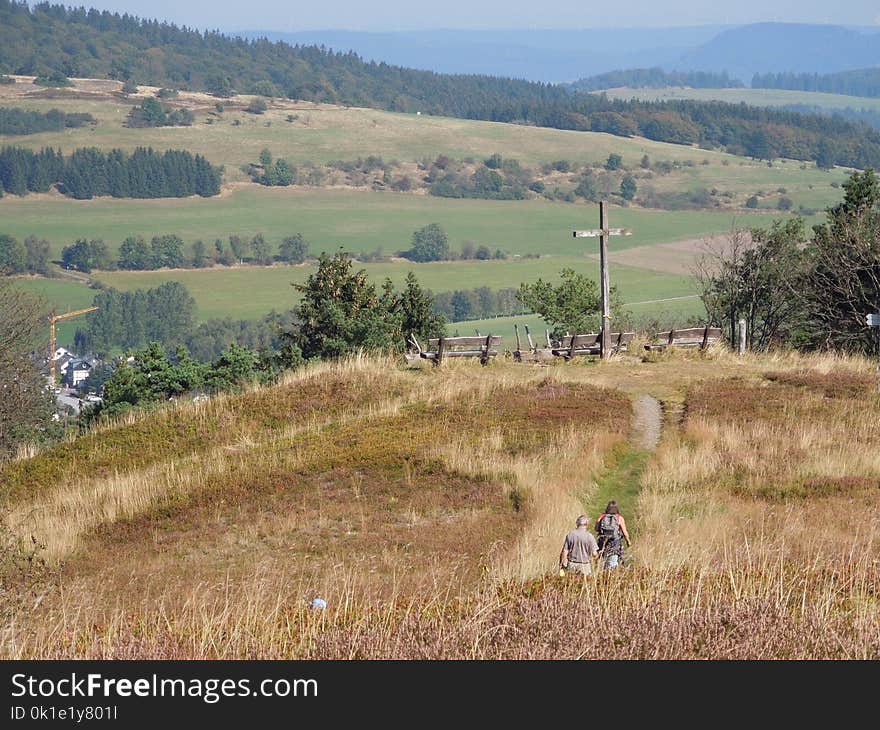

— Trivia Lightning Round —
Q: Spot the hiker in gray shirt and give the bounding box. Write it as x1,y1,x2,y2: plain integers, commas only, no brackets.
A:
559,515,599,576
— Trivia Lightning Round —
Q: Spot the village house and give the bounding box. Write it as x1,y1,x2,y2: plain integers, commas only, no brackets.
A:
61,356,98,388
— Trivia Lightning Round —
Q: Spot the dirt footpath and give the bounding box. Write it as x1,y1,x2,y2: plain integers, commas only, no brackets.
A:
630,393,662,451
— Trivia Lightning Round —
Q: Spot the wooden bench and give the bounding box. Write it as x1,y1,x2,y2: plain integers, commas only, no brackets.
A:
551,331,635,359
409,333,502,365
513,324,554,363
644,326,723,351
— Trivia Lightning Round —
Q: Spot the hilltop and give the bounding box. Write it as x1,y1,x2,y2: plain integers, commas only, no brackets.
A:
2,350,878,659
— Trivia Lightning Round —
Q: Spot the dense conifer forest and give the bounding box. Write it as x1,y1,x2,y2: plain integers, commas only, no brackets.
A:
570,68,744,92
753,68,880,99
0,145,222,198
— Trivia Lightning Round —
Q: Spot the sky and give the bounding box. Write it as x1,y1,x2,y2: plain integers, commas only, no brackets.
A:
66,1,880,32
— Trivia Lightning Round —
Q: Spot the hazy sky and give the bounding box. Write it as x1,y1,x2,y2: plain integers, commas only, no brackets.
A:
70,1,880,32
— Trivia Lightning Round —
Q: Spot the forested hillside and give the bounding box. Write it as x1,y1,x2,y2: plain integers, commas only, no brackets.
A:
570,68,744,92
753,68,880,99
1,2,879,169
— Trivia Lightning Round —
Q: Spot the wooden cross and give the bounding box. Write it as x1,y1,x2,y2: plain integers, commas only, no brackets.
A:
573,200,633,359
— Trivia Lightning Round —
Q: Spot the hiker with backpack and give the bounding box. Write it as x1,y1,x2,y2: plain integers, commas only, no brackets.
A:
595,501,632,570
559,515,600,577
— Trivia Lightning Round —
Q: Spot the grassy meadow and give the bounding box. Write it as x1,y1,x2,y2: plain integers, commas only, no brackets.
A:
0,187,800,261
599,85,880,114
2,350,878,659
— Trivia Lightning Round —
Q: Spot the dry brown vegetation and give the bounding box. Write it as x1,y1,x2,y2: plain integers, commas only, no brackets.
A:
2,349,878,659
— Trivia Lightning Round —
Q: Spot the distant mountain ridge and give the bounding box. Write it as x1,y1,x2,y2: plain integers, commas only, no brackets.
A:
237,27,729,83
678,23,880,81
244,23,880,84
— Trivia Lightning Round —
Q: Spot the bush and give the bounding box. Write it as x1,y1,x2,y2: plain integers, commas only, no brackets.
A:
34,71,72,87
604,153,623,171
246,98,268,114
403,223,449,262
745,195,759,209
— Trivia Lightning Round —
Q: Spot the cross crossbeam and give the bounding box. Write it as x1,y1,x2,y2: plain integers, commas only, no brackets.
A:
572,228,632,238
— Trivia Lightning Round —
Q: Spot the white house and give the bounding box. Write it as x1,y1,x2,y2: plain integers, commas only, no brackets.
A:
62,357,97,388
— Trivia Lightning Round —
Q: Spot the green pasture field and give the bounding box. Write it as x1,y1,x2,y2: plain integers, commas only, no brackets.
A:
94,257,698,321
598,86,880,114
0,186,807,261
0,81,849,211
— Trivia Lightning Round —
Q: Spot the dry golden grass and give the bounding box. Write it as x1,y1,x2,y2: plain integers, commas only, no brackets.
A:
4,349,880,659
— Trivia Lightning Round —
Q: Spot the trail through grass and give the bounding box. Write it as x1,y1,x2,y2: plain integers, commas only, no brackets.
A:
586,393,661,540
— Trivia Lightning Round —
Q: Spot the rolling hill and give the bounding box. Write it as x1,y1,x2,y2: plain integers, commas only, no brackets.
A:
2,350,878,658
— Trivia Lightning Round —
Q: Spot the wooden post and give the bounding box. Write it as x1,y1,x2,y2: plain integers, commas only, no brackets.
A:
738,318,747,355
481,333,493,366
524,325,536,350
701,325,710,350
435,337,445,367
545,329,552,348
514,324,522,352
599,201,611,360
667,329,676,348
573,203,632,361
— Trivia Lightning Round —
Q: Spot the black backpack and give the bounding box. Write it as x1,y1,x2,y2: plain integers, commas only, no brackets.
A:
597,513,621,547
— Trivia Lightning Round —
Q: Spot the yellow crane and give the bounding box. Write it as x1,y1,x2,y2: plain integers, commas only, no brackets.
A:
48,307,98,381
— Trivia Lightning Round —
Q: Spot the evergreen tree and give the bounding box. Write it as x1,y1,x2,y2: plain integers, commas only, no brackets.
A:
289,251,401,359
394,271,446,342
620,174,637,201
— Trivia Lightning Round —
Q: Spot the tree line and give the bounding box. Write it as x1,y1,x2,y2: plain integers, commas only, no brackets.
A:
1,1,878,169
0,145,221,199
431,287,526,322
0,106,94,135
697,168,880,353
752,68,880,99
53,232,310,273
570,68,744,92
0,233,51,274
72,280,293,364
